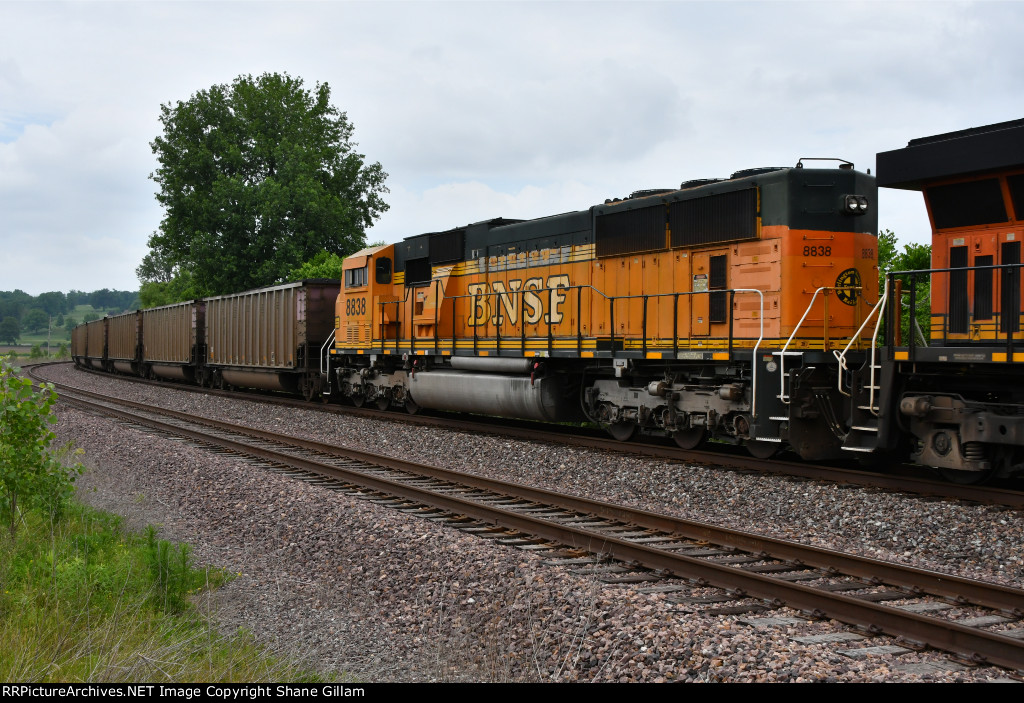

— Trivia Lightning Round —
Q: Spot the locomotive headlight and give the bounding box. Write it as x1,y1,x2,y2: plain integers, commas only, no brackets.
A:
843,194,869,215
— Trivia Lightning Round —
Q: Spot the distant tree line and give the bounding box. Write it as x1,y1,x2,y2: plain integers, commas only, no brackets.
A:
0,289,140,345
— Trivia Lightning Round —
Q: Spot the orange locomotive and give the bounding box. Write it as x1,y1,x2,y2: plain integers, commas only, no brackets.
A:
330,162,880,460
876,118,1024,479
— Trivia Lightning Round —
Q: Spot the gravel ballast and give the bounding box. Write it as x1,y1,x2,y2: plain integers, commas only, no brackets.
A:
45,364,1023,682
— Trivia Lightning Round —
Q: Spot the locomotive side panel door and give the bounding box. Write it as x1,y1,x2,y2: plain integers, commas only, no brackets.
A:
591,258,608,337
731,238,782,343
969,232,998,340
1000,239,1021,336
671,251,693,342
708,251,729,337
610,256,631,342
653,250,675,345
628,255,644,341
691,252,710,337
973,252,994,336
948,245,969,336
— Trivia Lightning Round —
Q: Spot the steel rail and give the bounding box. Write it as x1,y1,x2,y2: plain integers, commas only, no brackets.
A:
55,382,1024,611
49,362,1024,508
53,384,1024,671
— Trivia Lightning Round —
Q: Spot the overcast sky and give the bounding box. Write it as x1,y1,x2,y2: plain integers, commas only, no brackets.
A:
1,0,1022,295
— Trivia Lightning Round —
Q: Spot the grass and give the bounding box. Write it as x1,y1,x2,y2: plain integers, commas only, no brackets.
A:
0,500,336,683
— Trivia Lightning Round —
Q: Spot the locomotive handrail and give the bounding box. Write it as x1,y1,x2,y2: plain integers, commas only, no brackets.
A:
885,262,1024,357
436,284,764,358
833,287,887,410
381,282,765,416
776,286,862,404
372,282,770,357
372,285,415,355
777,287,827,404
372,278,450,356
319,329,335,395
730,288,765,420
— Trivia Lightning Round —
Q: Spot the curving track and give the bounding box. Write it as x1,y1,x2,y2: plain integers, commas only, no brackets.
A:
60,362,1024,508
38,365,1024,673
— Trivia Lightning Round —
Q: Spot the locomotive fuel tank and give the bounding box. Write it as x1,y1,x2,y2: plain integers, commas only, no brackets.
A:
406,369,583,423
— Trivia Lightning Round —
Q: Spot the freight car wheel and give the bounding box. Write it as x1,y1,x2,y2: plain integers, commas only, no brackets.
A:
673,427,706,450
301,374,319,403
745,440,779,459
607,422,637,442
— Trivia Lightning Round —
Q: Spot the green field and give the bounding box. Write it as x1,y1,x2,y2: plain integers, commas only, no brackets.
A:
3,304,108,355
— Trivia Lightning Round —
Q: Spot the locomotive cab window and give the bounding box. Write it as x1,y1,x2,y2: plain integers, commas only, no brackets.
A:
375,257,392,285
344,265,368,288
405,257,432,286
927,179,1008,229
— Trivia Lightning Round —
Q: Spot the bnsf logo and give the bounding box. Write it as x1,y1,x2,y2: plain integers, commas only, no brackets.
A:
467,274,570,327
345,298,366,316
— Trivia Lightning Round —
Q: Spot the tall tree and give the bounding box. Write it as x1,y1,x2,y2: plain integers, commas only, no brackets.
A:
141,72,389,299
22,309,48,334
877,229,932,342
877,229,931,274
0,318,19,345
285,250,346,282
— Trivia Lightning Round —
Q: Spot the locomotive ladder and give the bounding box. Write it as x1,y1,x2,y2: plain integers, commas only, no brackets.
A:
772,286,888,454
761,289,832,447
773,286,840,405
834,287,889,454
320,330,336,397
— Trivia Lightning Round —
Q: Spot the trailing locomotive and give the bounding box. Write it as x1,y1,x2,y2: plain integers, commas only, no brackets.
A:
71,117,1024,481
874,118,1024,480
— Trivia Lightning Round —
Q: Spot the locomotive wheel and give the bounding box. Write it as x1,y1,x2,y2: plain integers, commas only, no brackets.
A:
673,427,706,450
375,396,391,411
351,394,365,408
607,422,636,442
745,440,779,459
405,397,421,415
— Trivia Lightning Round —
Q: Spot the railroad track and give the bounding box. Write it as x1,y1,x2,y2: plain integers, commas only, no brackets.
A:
44,371,1024,673
54,362,1024,508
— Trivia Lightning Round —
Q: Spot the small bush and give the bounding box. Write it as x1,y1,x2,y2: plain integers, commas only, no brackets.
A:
143,525,224,613
0,361,82,536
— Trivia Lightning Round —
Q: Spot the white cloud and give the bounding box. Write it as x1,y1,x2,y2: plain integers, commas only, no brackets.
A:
0,1,1022,294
